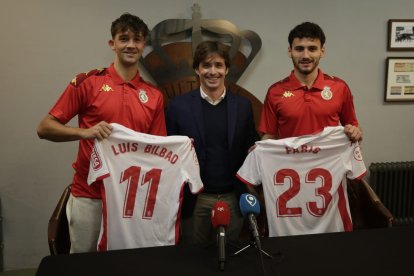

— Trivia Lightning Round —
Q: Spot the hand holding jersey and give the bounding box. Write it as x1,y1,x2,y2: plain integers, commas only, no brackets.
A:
344,124,362,142
80,121,113,140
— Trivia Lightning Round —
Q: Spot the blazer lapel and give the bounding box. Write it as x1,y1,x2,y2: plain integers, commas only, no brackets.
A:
191,90,206,146
227,91,237,150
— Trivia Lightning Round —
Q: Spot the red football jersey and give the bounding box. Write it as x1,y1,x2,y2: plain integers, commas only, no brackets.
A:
259,69,358,138
50,64,166,198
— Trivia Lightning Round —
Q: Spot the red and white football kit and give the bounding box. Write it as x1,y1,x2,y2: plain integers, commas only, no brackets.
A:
237,126,366,237
259,69,359,138
50,64,166,198
87,123,203,250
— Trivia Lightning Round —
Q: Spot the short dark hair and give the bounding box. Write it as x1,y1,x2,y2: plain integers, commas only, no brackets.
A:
110,13,149,39
288,22,326,47
192,41,230,70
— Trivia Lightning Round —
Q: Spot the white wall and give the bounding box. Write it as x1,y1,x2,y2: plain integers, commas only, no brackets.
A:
0,0,413,270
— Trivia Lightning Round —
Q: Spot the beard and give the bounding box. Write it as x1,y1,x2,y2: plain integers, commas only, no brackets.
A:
292,57,320,75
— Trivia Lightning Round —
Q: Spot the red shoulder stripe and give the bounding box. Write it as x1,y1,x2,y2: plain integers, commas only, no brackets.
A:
70,68,105,87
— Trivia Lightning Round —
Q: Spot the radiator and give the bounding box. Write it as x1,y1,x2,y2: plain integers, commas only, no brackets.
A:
369,161,414,225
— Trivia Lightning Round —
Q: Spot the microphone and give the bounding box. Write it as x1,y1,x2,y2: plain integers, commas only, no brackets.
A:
239,193,262,250
211,201,231,271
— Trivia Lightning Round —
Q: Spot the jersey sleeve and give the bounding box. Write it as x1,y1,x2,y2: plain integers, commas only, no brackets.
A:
87,140,110,185
339,83,359,127
345,142,367,180
181,139,203,194
236,149,262,187
258,90,278,136
147,92,167,136
49,83,84,124
49,71,101,124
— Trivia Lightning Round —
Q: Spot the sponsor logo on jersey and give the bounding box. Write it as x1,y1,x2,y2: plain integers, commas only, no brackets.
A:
100,84,114,92
282,91,295,98
353,145,363,161
91,146,102,170
321,86,333,100
139,89,149,103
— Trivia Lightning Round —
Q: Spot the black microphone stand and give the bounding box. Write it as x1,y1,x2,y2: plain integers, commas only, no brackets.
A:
231,235,272,258
204,228,241,271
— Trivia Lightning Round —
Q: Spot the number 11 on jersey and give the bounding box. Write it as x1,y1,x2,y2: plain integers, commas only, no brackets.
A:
120,166,162,219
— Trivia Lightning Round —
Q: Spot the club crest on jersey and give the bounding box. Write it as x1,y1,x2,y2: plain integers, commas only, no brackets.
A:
100,84,114,92
321,86,333,100
282,91,295,98
139,89,149,103
91,146,102,171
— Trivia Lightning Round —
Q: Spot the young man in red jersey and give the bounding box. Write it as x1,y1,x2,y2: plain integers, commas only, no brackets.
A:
260,22,362,142
37,13,166,253
250,22,364,237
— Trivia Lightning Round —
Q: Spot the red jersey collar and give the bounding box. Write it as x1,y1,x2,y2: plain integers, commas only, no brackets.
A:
108,63,141,88
288,69,326,91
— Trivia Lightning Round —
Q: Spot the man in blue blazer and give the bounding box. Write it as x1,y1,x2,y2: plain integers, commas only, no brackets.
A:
166,41,259,244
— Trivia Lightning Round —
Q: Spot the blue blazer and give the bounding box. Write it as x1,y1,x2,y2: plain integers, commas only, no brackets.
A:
166,89,259,216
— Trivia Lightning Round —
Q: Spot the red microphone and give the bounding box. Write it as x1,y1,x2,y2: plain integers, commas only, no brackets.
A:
211,201,230,228
211,201,230,271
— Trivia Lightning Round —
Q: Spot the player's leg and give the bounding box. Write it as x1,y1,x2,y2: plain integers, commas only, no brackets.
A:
66,194,102,253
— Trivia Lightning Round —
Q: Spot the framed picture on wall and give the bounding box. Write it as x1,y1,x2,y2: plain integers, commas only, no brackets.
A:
385,57,414,101
388,19,414,51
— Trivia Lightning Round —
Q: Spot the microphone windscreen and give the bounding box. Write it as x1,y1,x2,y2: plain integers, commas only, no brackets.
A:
211,201,231,229
239,193,260,217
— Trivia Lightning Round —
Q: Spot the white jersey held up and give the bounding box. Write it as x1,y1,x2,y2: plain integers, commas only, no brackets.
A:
237,126,366,237
87,123,203,251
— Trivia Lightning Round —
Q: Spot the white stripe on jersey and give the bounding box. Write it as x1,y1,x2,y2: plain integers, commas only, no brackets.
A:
88,123,203,250
237,126,366,237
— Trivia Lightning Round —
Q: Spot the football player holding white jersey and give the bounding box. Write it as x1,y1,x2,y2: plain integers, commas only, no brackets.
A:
237,126,366,237
88,123,203,250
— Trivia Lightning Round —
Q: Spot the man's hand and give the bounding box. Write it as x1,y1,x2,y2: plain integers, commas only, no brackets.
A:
344,124,362,142
80,121,113,140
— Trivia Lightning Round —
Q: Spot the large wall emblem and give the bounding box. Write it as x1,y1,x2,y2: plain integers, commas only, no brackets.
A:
141,4,263,125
